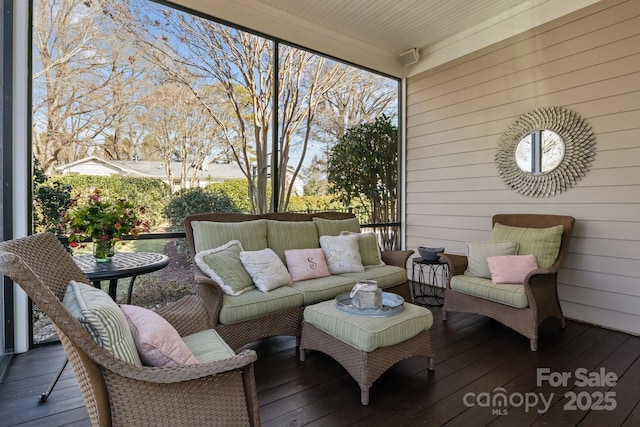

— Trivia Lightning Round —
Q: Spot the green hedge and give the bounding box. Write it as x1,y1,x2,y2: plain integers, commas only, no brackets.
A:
52,175,170,229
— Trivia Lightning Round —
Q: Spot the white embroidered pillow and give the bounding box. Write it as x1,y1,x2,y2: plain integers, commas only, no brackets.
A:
240,248,292,292
319,234,364,274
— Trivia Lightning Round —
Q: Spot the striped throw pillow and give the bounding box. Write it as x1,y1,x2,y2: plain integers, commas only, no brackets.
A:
63,280,141,365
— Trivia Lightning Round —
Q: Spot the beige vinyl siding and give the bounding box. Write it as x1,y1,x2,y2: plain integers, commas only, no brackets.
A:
405,0,640,335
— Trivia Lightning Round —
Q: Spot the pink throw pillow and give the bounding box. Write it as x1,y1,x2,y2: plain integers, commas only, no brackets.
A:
487,255,539,284
120,304,199,367
284,248,331,282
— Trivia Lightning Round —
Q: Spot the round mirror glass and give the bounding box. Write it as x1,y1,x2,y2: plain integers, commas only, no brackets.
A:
515,130,565,174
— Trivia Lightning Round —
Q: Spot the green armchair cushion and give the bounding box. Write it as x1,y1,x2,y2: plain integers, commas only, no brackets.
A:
450,275,529,309
182,329,236,363
490,223,563,269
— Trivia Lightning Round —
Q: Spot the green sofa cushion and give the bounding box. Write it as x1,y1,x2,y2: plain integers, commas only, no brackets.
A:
490,223,563,269
219,286,304,325
304,300,433,352
191,219,268,253
182,329,236,363
313,217,361,236
267,220,320,262
338,265,408,289
450,275,529,309
289,275,356,305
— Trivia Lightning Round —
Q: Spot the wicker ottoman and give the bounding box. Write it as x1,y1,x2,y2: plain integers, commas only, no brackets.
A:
300,299,434,405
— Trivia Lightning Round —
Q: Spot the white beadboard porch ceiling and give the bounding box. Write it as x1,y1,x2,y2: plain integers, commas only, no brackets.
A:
256,0,532,57
174,0,603,77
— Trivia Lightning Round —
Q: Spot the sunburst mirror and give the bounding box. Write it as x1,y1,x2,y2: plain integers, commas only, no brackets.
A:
495,106,596,197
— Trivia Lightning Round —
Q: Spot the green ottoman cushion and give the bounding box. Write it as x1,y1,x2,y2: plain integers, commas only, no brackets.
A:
304,300,433,352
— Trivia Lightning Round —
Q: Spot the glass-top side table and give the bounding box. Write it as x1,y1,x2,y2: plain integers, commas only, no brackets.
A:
411,256,449,306
73,251,169,304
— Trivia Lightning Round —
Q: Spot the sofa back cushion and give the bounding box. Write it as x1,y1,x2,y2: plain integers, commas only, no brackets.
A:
490,223,563,270
340,231,384,266
191,219,268,253
313,217,360,236
267,220,320,262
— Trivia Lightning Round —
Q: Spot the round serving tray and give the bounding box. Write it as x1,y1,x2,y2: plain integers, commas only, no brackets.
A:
335,292,405,317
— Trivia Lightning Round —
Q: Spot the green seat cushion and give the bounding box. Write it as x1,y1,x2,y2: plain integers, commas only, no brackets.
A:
450,275,529,309
338,265,408,289
219,286,304,325
313,217,361,236
304,300,433,352
267,220,320,263
191,219,268,253
290,275,356,305
63,280,142,365
182,329,236,363
490,223,563,270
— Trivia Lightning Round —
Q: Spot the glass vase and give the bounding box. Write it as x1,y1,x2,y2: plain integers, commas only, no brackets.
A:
93,239,115,262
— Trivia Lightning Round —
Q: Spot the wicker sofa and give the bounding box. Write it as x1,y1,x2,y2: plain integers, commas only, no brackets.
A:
184,212,414,350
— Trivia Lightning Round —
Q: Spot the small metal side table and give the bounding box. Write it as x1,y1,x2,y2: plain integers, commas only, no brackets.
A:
411,256,449,306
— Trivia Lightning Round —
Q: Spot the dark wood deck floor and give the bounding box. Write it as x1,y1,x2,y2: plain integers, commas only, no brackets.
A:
2,303,640,426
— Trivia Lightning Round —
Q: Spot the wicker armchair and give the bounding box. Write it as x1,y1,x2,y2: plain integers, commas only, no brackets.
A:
441,214,575,351
0,233,261,426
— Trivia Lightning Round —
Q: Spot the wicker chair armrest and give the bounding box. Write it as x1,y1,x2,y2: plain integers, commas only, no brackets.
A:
381,249,415,268
156,294,210,336
193,269,224,328
104,349,258,383
440,253,468,282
